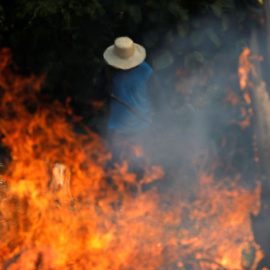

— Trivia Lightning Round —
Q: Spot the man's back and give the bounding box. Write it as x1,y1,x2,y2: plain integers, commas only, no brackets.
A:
109,61,153,134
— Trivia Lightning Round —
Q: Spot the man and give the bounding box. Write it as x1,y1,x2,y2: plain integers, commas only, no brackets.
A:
94,37,167,163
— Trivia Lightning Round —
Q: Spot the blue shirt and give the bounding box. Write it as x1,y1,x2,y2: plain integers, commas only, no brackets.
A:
108,62,153,134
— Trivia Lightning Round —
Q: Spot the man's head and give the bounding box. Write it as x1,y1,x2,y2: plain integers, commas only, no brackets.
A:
103,37,146,70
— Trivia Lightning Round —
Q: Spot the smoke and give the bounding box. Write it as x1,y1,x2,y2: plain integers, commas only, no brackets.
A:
0,13,266,269
98,21,261,196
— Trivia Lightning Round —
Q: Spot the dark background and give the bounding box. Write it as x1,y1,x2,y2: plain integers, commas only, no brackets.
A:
0,0,264,185
0,0,265,176
0,0,261,117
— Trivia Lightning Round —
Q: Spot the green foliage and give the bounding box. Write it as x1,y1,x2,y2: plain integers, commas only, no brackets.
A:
206,28,222,48
184,51,204,70
17,0,104,22
210,0,235,18
0,0,260,115
127,5,142,24
152,50,174,70
0,0,115,104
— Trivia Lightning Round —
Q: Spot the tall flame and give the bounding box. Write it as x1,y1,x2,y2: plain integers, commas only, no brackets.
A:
0,48,263,269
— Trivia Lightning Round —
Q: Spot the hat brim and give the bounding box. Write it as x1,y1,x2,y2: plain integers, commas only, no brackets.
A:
103,43,146,70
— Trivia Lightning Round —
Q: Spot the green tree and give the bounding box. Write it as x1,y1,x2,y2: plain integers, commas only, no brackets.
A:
0,0,261,112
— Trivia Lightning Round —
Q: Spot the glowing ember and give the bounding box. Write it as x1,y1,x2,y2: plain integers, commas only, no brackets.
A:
233,47,261,130
0,48,263,269
238,47,257,91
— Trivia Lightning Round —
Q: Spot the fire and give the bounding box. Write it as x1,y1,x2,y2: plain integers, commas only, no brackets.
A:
0,48,264,269
238,47,257,91
227,47,263,131
225,87,239,106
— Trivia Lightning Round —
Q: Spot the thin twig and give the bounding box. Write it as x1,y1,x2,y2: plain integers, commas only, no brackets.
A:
3,249,26,270
110,93,152,125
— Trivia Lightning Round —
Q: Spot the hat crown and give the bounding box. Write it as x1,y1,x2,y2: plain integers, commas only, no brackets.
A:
103,36,146,69
113,37,135,59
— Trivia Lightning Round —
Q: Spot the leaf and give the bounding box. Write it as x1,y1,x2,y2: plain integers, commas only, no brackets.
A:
192,19,200,28
94,1,105,15
192,51,204,63
174,47,183,56
143,31,159,48
184,51,204,70
128,5,142,24
145,0,158,8
218,0,235,9
168,2,179,17
211,4,222,18
211,0,234,18
206,28,221,47
33,5,43,19
235,39,249,51
152,51,174,70
68,2,75,9
190,31,203,47
63,12,71,28
177,23,188,38
221,15,230,32
114,0,125,12
179,8,189,21
237,10,247,23
165,30,173,44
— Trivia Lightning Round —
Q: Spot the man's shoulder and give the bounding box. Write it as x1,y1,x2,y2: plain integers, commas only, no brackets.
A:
134,61,153,78
140,61,153,71
124,61,153,79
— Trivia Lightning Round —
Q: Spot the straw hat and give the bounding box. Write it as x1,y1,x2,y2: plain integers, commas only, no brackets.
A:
103,37,146,70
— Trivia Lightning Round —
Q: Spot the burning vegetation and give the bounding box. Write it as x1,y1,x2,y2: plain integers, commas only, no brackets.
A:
0,45,267,270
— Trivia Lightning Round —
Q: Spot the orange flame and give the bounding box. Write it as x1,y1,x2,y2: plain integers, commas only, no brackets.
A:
234,47,262,130
238,47,258,91
0,48,264,269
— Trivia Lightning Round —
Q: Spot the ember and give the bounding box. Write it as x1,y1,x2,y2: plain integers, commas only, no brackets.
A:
0,47,265,269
